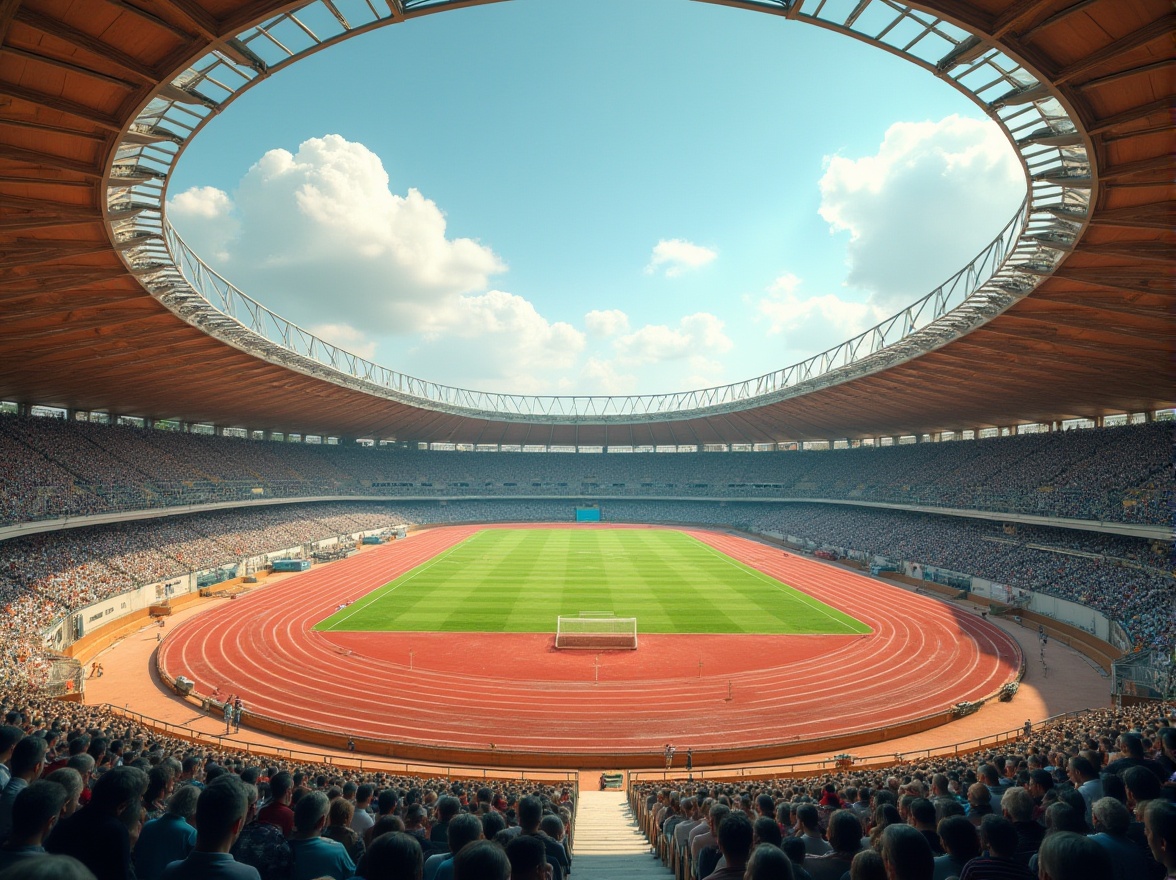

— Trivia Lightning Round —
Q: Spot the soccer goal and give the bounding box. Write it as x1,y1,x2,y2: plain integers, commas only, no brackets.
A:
555,613,638,650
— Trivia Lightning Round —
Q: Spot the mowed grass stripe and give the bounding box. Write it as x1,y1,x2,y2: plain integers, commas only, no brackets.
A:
314,529,870,635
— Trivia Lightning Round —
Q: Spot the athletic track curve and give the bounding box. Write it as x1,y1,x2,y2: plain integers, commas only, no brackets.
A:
159,525,1022,763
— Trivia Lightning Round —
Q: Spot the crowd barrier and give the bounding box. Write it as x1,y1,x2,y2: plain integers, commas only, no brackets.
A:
105,704,578,783
627,710,1092,784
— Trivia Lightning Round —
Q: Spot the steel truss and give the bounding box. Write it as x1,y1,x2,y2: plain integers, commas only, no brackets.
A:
106,0,1092,424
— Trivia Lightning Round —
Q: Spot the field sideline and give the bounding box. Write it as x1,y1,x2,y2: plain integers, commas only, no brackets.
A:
314,528,870,635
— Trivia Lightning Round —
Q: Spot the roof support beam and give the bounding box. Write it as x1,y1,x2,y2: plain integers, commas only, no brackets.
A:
0,193,98,215
102,0,199,40
4,309,176,340
0,174,93,188
0,116,109,141
1076,58,1176,91
0,83,122,131
0,0,17,43
1085,203,1174,231
1077,241,1175,262
1085,98,1173,134
990,0,1055,39
0,214,104,233
0,43,140,88
0,268,129,295
1051,266,1175,296
1025,291,1174,321
996,310,1169,344
14,8,159,83
147,0,220,38
1017,0,1100,41
0,143,103,177
0,241,118,268
1098,154,1173,182
1053,17,1175,84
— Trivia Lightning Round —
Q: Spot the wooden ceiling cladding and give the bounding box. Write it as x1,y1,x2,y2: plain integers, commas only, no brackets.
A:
0,0,1172,444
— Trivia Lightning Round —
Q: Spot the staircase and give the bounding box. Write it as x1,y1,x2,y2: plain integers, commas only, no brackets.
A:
572,790,673,880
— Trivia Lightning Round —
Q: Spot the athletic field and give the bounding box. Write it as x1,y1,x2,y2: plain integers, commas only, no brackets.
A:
315,529,869,635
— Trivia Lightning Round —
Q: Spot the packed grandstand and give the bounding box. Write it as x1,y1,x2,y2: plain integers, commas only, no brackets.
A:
2,0,1174,874
0,676,1172,879
1,415,1169,526
1,414,1172,695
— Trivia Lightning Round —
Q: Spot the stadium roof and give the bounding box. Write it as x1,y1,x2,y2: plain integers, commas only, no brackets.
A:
0,0,1172,445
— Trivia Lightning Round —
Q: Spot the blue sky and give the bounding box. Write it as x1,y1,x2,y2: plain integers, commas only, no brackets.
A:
168,0,1025,395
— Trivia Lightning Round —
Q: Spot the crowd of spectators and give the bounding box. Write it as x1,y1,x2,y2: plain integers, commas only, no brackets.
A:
0,693,1170,879
2,414,1169,526
0,691,575,880
1,497,1172,691
732,504,1175,653
0,504,405,691
636,702,1175,880
0,409,1172,878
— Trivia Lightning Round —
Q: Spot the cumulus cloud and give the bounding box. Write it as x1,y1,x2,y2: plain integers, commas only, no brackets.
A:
170,185,232,219
170,134,506,336
401,290,586,393
751,273,888,366
578,356,638,395
645,238,717,277
767,272,802,298
818,114,1024,307
164,135,750,395
167,185,237,261
758,291,888,359
614,312,732,366
308,322,378,361
584,309,631,338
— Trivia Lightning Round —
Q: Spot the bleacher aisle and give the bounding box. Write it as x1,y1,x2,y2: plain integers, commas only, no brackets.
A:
573,791,673,879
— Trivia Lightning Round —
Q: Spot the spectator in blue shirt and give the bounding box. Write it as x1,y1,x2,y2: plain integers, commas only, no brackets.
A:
287,791,355,880
0,780,67,872
134,786,199,880
160,776,259,880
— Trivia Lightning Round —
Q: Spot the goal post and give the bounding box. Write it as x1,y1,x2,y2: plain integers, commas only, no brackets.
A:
555,613,638,650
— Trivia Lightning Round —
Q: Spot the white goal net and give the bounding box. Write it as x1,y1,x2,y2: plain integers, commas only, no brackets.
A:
555,613,638,650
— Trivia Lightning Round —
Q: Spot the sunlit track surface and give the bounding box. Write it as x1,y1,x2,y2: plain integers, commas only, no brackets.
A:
159,526,1021,759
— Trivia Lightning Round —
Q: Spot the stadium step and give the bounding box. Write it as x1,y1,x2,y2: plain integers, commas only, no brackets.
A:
572,790,672,879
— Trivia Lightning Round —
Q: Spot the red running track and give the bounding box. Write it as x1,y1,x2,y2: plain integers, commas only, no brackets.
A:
160,525,1022,761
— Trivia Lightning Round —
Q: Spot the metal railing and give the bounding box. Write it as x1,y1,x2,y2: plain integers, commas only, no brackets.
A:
160,198,1028,421
10,481,1166,528
106,704,578,781
105,0,1091,424
627,708,1100,783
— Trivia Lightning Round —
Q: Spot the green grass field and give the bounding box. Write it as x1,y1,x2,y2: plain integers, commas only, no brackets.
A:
315,529,869,635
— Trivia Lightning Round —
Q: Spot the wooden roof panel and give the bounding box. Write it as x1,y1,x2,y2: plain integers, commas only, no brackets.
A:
0,0,1171,443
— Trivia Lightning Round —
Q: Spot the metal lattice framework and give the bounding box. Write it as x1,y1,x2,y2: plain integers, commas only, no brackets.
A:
107,0,1090,423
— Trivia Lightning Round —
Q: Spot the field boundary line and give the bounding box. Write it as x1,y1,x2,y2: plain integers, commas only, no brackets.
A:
691,534,867,635
320,532,480,630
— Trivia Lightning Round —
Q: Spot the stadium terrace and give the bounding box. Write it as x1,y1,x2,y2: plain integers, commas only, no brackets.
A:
0,0,1172,877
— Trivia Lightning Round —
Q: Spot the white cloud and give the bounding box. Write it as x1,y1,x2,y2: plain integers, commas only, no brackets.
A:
173,134,506,336
167,185,237,261
164,135,752,395
615,312,732,366
403,290,586,393
584,309,631,338
818,114,1024,307
170,185,232,219
578,356,638,395
767,272,802,298
645,238,717,277
759,292,887,352
751,272,888,365
308,323,378,361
